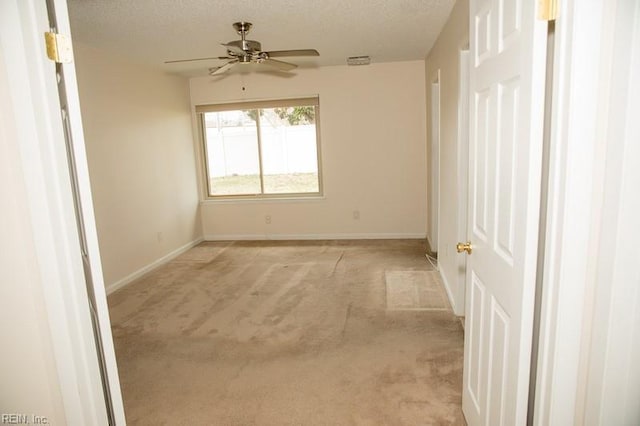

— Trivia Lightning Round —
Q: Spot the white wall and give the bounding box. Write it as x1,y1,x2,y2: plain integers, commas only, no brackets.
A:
74,44,202,290
425,0,469,314
190,61,428,239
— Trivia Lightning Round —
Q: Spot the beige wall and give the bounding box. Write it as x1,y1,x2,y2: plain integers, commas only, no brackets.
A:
190,61,428,239
75,44,201,289
425,0,469,314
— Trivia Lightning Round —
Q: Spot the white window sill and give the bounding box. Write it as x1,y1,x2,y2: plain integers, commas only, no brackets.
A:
200,195,326,205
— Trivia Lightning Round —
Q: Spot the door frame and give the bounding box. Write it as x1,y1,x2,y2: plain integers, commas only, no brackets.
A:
455,46,470,316
1,0,125,423
428,69,441,253
533,0,640,423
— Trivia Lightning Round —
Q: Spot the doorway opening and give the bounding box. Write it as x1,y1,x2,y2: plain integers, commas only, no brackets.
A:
429,70,441,255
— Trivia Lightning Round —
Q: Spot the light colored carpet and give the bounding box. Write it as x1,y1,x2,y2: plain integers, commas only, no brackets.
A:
385,271,450,311
108,240,465,425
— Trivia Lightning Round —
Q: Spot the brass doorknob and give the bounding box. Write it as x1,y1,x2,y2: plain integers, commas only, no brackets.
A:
456,241,473,254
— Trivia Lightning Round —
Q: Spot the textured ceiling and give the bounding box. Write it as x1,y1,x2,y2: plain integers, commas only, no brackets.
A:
67,0,456,77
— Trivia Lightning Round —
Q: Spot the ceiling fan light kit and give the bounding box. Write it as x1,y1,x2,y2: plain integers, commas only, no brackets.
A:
167,21,319,76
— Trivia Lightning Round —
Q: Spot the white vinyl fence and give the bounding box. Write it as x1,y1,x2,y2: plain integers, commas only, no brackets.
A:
206,125,318,178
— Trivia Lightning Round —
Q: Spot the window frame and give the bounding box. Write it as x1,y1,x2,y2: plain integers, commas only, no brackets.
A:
197,96,323,200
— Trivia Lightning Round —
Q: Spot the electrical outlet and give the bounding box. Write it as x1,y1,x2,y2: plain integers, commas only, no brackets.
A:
353,210,360,220
157,231,163,243
265,215,272,225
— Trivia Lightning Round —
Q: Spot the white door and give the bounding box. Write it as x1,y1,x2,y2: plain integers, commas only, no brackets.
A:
45,0,126,423
462,0,547,424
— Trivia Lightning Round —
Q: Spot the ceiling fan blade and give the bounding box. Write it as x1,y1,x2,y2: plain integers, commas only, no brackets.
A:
210,60,238,75
265,49,319,58
261,58,297,71
165,56,231,64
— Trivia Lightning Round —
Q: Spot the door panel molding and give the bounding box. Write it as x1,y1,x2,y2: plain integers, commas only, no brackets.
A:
463,0,547,424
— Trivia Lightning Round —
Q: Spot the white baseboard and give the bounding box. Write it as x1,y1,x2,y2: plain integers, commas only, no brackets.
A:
106,237,204,295
426,234,437,254
439,268,461,315
203,232,426,241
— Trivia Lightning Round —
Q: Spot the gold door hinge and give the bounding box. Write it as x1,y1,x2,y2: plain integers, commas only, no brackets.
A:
538,0,559,21
44,31,73,63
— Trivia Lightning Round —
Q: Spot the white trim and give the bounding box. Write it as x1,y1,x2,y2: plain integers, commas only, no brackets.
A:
429,69,441,253
533,0,613,424
2,1,112,423
425,234,436,254
455,48,470,318
204,233,426,241
49,0,126,422
197,97,324,201
583,1,640,423
195,95,319,113
438,268,460,316
189,97,207,205
200,195,326,205
106,237,204,294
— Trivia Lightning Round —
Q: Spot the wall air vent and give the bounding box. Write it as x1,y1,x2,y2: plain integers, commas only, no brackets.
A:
347,56,371,66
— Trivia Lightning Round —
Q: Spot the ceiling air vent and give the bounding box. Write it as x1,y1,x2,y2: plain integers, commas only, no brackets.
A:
347,56,371,66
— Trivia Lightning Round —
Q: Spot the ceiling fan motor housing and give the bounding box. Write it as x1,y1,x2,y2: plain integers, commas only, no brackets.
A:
224,39,262,55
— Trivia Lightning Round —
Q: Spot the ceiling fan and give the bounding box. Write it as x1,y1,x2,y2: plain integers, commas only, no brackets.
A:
165,22,319,75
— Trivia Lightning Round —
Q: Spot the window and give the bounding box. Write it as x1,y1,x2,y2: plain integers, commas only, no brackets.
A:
197,97,322,198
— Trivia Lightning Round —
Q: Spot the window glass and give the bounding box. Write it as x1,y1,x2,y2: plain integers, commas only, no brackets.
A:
259,107,319,194
204,110,261,195
201,100,321,198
